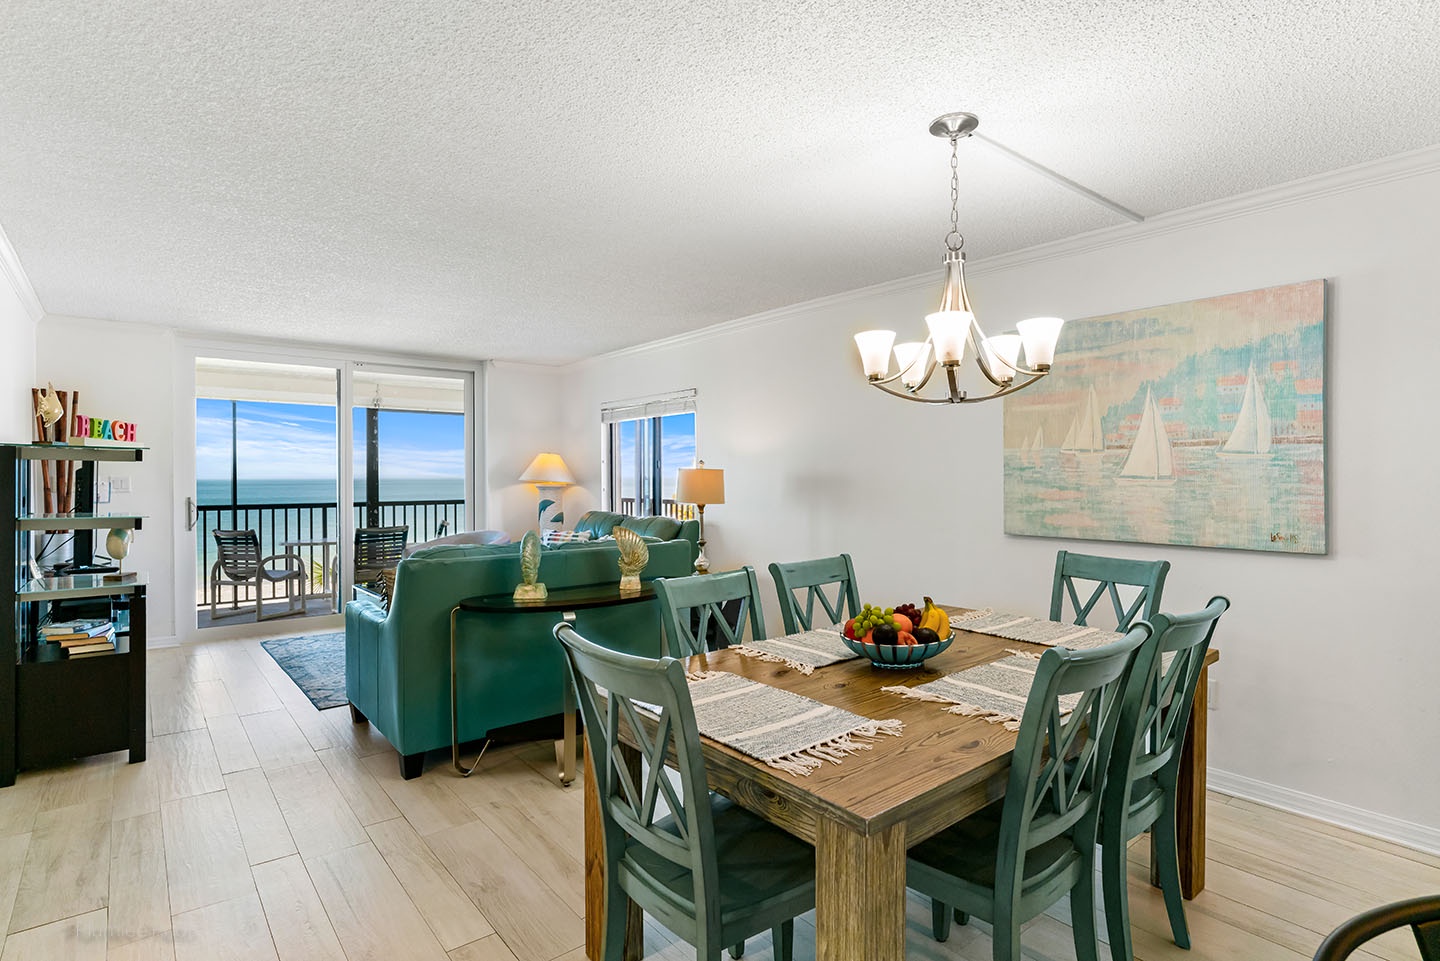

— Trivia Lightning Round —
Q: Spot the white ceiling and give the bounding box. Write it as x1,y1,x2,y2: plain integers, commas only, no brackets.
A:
3,1,1438,365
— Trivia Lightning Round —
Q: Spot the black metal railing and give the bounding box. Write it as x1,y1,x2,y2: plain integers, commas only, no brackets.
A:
619,497,695,520
195,498,465,610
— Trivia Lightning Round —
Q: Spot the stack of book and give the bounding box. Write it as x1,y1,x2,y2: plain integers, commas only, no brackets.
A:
40,618,118,657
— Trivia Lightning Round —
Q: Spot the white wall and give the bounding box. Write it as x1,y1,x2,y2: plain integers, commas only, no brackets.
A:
0,253,39,443
36,319,180,638
557,155,1440,845
486,361,573,536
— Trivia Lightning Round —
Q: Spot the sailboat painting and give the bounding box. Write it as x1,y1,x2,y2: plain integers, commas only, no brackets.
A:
1060,386,1106,466
1003,280,1326,554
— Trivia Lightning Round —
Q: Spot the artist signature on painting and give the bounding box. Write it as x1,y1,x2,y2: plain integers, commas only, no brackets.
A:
1270,532,1299,544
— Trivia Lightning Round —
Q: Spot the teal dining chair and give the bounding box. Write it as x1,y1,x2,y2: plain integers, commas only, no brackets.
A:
654,568,767,658
1100,596,1230,961
1051,550,1170,630
906,623,1152,961
768,554,860,634
554,622,815,961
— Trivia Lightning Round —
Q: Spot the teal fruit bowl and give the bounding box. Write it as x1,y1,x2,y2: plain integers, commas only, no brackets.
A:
841,633,954,669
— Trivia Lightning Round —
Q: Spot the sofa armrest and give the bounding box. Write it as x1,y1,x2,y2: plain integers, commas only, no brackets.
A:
345,599,387,722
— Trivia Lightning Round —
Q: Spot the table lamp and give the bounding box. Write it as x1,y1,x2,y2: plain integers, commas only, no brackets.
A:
675,460,725,574
519,452,575,531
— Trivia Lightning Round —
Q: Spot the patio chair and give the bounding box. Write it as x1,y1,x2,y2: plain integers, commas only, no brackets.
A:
209,529,307,621
353,525,408,587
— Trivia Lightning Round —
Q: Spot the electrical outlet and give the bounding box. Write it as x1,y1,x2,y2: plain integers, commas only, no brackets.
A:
1208,678,1218,710
111,476,131,493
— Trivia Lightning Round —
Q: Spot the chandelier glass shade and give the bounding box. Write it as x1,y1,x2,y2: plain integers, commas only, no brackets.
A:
854,112,1065,404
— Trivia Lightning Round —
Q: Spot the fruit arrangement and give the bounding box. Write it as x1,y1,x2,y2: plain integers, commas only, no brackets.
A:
842,597,952,648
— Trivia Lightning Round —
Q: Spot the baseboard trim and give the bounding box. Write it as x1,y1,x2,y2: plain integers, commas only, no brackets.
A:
1209,768,1440,856
148,634,179,650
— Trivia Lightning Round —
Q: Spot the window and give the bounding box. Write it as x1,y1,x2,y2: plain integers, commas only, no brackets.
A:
602,391,697,519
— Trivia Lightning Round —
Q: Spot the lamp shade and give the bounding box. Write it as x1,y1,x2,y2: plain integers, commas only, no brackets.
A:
1016,316,1065,368
675,463,725,506
519,452,575,486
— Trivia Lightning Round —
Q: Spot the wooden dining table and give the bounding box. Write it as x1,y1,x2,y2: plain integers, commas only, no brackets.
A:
582,607,1220,961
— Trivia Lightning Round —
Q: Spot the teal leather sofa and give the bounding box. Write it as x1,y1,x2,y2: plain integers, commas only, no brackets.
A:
573,509,700,551
345,536,696,778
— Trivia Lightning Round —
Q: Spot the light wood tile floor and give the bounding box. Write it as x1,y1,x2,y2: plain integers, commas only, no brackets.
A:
1,632,1436,961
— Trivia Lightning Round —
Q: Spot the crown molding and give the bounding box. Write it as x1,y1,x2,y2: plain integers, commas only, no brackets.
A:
0,222,44,323
577,142,1440,367
968,141,1440,277
576,269,939,367
42,313,488,371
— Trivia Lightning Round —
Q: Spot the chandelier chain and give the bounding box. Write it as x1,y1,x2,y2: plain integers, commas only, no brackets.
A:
945,136,963,253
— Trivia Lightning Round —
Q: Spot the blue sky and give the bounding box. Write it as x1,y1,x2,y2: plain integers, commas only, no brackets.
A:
616,413,696,498
196,399,464,481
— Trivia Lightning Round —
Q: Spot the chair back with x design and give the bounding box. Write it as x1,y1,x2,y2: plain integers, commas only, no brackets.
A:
768,554,860,634
995,626,1150,909
1100,596,1229,961
555,623,723,956
1051,550,1170,631
654,567,767,658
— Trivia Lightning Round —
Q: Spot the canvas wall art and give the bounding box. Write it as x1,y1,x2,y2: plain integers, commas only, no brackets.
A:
1003,280,1326,554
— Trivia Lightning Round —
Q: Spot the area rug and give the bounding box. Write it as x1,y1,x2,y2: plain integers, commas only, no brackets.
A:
261,631,347,710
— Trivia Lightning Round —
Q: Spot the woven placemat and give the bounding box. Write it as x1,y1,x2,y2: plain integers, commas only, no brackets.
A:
732,629,858,675
950,609,1122,649
881,654,1074,731
687,671,902,776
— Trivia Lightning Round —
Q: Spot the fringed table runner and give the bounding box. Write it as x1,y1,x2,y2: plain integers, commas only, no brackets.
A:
687,671,903,776
732,629,859,675
949,609,1122,650
881,654,1077,732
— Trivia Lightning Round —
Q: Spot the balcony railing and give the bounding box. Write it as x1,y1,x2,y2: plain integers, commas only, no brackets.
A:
195,498,465,610
619,497,695,521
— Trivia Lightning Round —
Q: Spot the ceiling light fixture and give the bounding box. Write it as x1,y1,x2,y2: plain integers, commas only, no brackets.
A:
854,112,1065,404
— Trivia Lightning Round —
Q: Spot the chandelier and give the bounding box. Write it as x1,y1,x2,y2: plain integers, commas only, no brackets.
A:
854,112,1065,404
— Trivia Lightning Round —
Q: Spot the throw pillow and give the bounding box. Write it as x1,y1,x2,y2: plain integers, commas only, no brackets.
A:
619,516,682,540
540,529,593,546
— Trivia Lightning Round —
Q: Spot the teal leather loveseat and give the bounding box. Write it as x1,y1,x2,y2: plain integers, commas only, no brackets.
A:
345,537,696,778
572,509,700,550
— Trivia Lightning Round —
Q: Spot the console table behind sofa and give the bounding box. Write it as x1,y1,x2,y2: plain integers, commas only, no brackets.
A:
344,538,696,778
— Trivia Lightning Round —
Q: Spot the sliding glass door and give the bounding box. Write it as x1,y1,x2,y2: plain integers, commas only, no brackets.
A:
349,367,468,553
177,350,475,641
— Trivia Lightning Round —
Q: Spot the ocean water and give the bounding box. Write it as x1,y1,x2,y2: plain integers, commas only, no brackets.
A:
197,477,463,505
194,477,467,594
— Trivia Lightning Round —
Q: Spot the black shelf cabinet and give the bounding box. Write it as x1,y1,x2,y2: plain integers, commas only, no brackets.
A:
2,443,148,787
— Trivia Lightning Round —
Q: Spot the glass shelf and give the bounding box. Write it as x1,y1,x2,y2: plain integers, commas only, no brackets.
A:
12,444,145,463
17,573,146,600
15,513,146,531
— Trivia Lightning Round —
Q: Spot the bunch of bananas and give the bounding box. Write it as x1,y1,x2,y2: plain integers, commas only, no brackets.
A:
918,597,952,639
